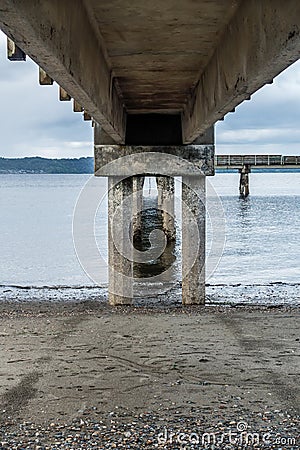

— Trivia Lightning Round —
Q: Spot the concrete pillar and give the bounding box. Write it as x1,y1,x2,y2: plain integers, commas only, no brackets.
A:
132,176,145,239
95,124,135,305
181,175,206,305
156,176,176,241
239,164,250,198
108,176,134,305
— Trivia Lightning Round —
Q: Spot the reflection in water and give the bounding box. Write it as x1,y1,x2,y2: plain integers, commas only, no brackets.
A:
236,197,253,250
237,197,252,225
133,197,176,280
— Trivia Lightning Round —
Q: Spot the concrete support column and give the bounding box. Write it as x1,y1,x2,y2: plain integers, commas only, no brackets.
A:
108,176,134,305
156,176,176,241
239,164,250,198
95,143,214,306
132,176,145,238
181,175,206,305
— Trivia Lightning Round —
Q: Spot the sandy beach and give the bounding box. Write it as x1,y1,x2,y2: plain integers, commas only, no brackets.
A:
0,301,299,448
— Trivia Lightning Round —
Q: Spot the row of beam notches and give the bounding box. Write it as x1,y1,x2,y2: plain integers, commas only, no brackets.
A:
56,82,92,121
6,36,93,124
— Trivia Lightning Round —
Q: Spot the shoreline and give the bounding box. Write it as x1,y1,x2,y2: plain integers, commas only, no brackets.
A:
0,298,300,312
0,281,299,308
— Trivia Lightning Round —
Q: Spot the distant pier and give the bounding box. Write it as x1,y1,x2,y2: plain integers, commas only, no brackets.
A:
216,155,300,198
216,155,300,169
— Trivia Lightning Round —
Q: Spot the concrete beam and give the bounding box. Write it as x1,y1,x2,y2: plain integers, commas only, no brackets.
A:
94,122,117,146
0,0,126,143
39,68,53,86
182,0,300,143
73,99,83,113
59,87,71,102
94,145,215,177
83,112,92,121
7,37,25,61
193,126,215,145
182,175,206,305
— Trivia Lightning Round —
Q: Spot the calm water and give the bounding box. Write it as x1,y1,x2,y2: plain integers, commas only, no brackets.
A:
0,173,299,305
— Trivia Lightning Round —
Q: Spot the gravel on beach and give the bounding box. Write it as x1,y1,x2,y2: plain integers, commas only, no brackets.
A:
0,406,299,449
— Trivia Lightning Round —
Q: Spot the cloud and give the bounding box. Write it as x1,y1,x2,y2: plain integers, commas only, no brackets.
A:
0,31,93,158
219,128,300,144
216,60,300,155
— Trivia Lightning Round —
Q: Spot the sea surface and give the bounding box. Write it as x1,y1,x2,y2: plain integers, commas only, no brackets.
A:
0,172,299,305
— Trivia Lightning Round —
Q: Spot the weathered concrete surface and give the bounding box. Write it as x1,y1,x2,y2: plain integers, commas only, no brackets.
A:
156,176,176,241
132,175,144,237
94,122,117,146
39,68,53,86
84,0,240,114
0,0,126,142
7,36,25,61
182,175,206,305
239,164,251,198
94,145,214,176
193,125,215,145
108,177,134,305
59,86,71,102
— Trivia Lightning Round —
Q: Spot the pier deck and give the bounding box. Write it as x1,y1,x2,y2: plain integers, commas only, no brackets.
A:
216,155,300,169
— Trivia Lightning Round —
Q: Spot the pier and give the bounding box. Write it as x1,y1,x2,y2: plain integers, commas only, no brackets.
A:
216,154,300,169
0,0,299,305
216,155,300,197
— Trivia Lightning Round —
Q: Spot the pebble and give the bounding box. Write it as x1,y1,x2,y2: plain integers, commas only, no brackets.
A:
0,406,298,449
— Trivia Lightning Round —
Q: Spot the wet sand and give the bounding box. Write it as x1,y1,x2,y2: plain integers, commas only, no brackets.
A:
0,301,299,447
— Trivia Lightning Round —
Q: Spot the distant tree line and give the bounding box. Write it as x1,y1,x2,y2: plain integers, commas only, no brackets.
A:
1,157,298,175
0,157,94,174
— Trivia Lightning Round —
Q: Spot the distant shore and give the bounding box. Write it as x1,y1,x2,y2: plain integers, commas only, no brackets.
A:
1,156,299,174
0,156,94,174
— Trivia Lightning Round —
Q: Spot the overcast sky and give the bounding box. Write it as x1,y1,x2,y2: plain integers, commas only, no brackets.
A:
0,31,299,158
